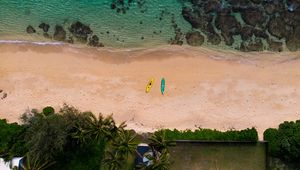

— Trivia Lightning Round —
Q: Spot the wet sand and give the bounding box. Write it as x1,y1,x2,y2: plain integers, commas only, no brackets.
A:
1,43,300,139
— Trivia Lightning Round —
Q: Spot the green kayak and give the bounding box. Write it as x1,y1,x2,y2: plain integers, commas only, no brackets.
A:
161,78,165,95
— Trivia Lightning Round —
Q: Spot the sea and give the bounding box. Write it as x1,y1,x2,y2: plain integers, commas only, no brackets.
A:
0,0,298,51
0,0,195,48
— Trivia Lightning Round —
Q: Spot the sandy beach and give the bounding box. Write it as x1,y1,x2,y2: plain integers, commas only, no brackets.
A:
0,43,300,139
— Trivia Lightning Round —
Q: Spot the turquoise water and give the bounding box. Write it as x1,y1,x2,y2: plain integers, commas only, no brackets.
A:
0,0,192,48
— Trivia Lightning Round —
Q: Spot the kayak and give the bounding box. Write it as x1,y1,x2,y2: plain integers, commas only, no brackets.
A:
161,78,165,95
146,78,154,93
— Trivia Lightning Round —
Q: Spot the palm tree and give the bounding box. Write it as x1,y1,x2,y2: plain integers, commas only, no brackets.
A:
87,113,126,143
140,150,171,170
112,130,138,159
72,123,90,146
149,130,176,152
21,154,55,170
102,150,124,170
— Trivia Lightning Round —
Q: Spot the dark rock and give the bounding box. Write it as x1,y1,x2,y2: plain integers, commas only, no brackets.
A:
282,11,300,27
69,21,93,42
185,31,204,46
228,0,252,12
141,36,144,40
111,3,116,9
38,23,50,32
222,32,235,46
263,0,285,15
182,7,213,31
204,0,221,13
215,14,241,45
53,25,66,41
286,26,300,51
240,26,254,41
0,89,2,93
67,37,74,44
43,32,51,39
88,35,102,47
170,39,183,45
207,33,221,45
26,25,36,34
215,14,241,35
241,8,266,27
251,0,262,4
267,39,283,52
240,38,264,52
190,0,204,6
268,16,293,39
253,29,268,39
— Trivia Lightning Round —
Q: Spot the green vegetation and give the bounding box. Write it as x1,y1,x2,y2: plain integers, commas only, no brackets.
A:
0,105,175,170
0,119,27,161
264,120,300,162
163,128,258,141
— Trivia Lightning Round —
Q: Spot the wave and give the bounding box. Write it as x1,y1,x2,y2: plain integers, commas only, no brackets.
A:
0,40,65,46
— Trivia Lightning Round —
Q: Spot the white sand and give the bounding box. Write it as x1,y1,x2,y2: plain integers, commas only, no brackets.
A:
1,43,300,139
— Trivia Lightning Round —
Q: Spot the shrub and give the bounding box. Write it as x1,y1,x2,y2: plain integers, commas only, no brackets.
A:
163,127,258,141
0,119,27,160
264,120,300,162
42,106,55,116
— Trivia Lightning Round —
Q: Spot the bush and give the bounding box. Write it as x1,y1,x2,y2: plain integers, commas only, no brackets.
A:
42,106,55,116
0,119,27,160
264,120,300,162
163,128,258,142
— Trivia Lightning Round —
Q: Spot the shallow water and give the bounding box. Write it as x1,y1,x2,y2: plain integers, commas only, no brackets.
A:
0,0,192,48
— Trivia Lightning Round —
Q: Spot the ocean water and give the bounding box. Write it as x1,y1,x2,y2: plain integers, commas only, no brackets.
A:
0,0,193,48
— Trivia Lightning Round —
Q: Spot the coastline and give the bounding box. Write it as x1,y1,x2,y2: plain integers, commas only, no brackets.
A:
1,43,300,139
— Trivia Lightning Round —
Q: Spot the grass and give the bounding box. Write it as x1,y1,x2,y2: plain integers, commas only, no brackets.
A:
169,142,267,170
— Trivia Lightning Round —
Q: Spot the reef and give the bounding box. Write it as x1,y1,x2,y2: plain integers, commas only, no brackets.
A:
181,0,300,51
26,21,104,47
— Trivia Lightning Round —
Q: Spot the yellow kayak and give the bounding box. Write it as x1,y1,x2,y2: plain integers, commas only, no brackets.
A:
146,78,154,93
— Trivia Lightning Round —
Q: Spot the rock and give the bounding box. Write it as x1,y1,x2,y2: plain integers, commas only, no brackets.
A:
111,3,116,9
53,25,66,41
38,23,50,32
267,39,283,52
215,14,241,45
185,31,204,46
88,35,103,47
241,8,266,27
207,33,221,45
286,26,300,51
228,0,252,12
222,32,235,46
240,26,254,41
43,32,51,39
240,38,264,52
215,14,241,35
67,37,74,44
253,28,268,39
182,7,213,31
263,0,285,15
251,0,262,4
204,0,221,13
26,25,36,34
282,11,300,27
170,39,183,45
69,21,93,42
268,16,293,39
0,89,2,93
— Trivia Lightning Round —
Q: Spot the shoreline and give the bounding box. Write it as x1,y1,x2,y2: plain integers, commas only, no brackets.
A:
1,43,300,139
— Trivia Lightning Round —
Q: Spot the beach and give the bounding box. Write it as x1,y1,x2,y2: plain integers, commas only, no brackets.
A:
0,43,300,139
